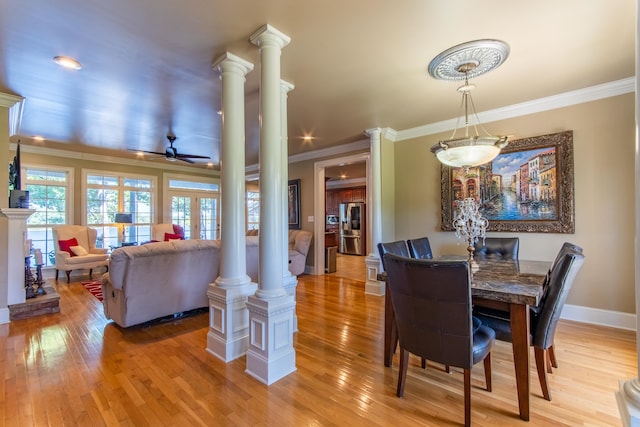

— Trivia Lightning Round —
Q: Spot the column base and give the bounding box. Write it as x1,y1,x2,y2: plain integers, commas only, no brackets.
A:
283,274,298,332
245,294,296,385
364,254,385,296
206,282,257,362
617,378,640,426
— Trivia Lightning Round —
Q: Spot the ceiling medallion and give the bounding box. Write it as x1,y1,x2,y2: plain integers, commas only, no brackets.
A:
428,39,510,169
428,39,509,81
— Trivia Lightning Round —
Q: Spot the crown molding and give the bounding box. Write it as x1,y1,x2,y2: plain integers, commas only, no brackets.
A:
245,138,371,174
394,77,635,141
326,177,367,189
0,92,24,108
10,142,220,177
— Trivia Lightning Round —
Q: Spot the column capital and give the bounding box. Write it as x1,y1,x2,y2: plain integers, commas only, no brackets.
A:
249,24,291,49
365,127,382,139
280,80,295,93
212,52,254,77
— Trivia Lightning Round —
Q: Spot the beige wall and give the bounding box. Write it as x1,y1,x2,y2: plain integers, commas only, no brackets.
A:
393,93,636,314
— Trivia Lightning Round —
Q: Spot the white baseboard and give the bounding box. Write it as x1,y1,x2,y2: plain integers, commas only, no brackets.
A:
562,304,636,330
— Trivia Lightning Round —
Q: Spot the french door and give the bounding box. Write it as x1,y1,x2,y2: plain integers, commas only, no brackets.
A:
169,192,220,239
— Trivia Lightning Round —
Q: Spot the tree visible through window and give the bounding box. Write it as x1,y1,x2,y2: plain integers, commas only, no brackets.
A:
85,172,155,248
25,166,72,267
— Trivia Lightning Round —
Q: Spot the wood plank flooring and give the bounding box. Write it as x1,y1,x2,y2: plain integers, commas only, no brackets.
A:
0,260,635,426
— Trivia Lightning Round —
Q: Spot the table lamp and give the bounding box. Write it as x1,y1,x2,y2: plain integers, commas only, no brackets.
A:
115,213,133,244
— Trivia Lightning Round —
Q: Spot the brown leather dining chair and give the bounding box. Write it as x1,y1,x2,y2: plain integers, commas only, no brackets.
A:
406,236,433,259
474,249,585,401
384,253,495,427
474,237,519,260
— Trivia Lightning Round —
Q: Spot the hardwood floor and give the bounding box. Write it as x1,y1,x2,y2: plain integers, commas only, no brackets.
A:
0,267,635,426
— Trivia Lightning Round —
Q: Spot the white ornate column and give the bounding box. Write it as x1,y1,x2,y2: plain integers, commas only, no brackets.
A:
0,208,35,322
616,3,640,423
280,79,298,332
246,24,296,385
0,93,24,324
364,127,385,296
207,52,257,362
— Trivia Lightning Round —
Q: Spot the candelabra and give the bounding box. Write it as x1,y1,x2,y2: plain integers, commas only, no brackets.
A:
452,198,488,270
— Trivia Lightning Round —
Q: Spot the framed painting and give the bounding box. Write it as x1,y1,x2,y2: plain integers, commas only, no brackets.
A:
288,179,301,230
440,130,575,233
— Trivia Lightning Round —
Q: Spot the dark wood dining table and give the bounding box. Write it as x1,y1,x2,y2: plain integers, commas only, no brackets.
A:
381,257,549,422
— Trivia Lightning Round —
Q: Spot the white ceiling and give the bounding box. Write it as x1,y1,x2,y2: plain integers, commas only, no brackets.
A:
0,1,635,168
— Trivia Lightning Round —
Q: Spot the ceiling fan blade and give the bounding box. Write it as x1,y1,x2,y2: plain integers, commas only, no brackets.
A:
177,157,195,164
176,154,211,159
127,148,167,156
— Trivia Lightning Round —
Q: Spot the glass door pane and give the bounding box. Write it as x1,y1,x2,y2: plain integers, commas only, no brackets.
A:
171,195,192,239
199,196,219,239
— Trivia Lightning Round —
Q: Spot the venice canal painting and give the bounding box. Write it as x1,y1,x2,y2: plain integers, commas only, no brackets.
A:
451,146,557,221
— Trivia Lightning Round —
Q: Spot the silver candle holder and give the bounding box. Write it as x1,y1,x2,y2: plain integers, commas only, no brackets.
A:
452,198,488,269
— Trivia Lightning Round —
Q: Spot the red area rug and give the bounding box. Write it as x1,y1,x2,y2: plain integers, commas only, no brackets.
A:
81,280,103,302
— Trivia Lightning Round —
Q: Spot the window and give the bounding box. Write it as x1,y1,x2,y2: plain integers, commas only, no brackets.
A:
84,171,156,248
24,166,73,267
247,190,260,231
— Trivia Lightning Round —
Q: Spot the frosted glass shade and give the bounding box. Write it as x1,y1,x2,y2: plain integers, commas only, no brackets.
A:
430,135,507,168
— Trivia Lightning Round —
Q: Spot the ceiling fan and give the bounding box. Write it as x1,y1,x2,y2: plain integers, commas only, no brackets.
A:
130,135,211,164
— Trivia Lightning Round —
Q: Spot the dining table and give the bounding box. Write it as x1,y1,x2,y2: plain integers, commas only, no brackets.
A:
380,257,550,422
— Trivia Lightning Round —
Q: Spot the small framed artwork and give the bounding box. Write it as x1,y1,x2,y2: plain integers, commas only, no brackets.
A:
288,179,301,230
440,130,575,233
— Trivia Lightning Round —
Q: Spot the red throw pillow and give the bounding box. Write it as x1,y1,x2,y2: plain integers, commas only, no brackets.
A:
58,237,79,256
164,232,183,241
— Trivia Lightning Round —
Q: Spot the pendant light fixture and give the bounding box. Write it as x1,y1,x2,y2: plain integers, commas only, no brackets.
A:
428,40,510,169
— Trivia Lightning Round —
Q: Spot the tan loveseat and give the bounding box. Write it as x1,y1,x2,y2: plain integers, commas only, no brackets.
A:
246,229,313,275
101,239,259,328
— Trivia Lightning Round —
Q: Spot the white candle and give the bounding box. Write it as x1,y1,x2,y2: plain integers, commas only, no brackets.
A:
35,249,43,265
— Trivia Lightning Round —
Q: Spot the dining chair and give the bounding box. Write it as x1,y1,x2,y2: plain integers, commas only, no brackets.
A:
474,237,519,260
384,253,495,427
474,250,585,401
377,240,409,269
406,236,433,259
377,240,410,367
538,242,583,369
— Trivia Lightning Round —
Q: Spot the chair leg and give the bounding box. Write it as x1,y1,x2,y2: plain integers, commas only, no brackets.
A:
483,353,492,392
55,269,59,280
549,345,558,368
421,358,426,369
66,270,71,282
545,350,553,374
397,347,409,397
534,346,552,401
464,368,471,427
89,268,93,278
445,365,451,373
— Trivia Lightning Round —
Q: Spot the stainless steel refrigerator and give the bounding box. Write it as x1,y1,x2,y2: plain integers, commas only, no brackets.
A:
339,202,365,255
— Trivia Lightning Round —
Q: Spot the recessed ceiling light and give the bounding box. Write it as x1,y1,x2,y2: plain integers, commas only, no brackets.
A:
54,56,82,70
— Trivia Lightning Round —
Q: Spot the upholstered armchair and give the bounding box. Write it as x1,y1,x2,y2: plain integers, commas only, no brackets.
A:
52,225,109,281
